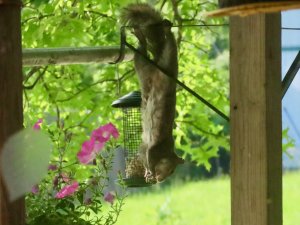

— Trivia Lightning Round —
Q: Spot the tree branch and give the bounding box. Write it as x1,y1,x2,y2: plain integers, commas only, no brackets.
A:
171,0,183,46
23,66,42,82
176,120,223,138
56,78,118,102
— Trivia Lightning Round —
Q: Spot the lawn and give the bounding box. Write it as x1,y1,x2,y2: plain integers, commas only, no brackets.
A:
114,172,300,225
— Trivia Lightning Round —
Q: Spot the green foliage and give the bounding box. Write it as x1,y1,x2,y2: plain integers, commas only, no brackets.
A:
283,127,296,154
21,0,297,224
25,121,126,225
22,0,230,224
115,177,231,225
113,172,300,225
22,0,229,171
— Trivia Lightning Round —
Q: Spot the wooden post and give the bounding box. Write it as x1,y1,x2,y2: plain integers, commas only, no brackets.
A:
230,14,282,225
0,2,25,225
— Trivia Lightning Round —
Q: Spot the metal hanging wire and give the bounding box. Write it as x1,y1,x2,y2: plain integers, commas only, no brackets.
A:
282,51,300,99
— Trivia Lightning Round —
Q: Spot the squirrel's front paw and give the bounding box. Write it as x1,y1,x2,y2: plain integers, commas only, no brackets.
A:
144,171,156,184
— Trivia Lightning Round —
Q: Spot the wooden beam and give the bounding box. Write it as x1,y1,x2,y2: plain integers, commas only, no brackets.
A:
23,46,133,66
0,3,25,225
230,13,282,225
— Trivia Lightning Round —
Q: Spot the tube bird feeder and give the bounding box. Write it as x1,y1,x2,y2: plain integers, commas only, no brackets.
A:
112,91,153,187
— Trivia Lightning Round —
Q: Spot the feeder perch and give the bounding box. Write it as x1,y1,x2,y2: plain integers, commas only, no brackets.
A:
112,91,153,187
206,0,300,17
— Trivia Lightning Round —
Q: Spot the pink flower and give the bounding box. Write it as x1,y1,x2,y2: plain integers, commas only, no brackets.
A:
91,123,119,143
53,173,71,187
61,173,71,183
104,191,115,204
77,139,104,164
33,118,43,130
31,185,39,194
77,123,119,165
55,181,79,199
48,164,57,171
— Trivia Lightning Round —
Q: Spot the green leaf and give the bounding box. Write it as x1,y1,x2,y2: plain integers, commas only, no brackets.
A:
0,128,52,201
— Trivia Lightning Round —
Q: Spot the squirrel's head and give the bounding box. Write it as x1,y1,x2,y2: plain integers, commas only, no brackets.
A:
154,156,184,182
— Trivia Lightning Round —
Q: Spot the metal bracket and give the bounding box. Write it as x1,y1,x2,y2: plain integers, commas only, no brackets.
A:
282,51,300,99
111,26,126,64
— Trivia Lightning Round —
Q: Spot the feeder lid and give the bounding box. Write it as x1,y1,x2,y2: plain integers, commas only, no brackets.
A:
111,91,141,108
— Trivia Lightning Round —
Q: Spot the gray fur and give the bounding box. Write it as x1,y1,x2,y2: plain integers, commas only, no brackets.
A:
121,3,184,183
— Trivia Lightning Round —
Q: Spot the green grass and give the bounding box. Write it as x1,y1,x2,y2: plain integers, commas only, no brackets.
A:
283,172,300,225
114,172,300,225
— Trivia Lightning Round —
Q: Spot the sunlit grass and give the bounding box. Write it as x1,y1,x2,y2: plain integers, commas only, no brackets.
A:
283,171,300,225
114,171,299,225
115,177,230,225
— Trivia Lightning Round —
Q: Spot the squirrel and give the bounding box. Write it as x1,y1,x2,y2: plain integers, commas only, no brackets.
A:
121,3,184,183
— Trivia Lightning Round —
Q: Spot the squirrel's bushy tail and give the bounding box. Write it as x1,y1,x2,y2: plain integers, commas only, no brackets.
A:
121,3,163,27
121,3,167,60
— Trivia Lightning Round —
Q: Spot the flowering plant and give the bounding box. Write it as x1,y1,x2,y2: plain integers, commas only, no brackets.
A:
26,120,126,225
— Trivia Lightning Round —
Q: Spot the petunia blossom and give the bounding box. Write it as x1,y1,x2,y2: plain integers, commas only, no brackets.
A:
77,123,119,164
33,118,43,130
61,173,71,183
91,123,119,143
48,164,57,171
104,191,115,204
55,181,79,199
31,185,39,194
77,139,104,164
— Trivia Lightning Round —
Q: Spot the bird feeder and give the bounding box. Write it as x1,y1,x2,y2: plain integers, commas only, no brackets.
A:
206,0,300,17
112,91,152,187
